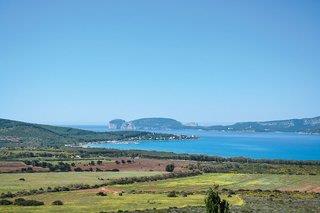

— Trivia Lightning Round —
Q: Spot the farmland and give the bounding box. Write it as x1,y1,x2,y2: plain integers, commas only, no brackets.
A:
0,191,244,213
111,173,320,193
0,171,319,212
0,171,161,194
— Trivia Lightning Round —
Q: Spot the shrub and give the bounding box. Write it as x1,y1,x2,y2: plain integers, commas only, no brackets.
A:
14,198,26,205
15,198,44,206
1,192,15,198
167,191,177,197
52,200,64,205
74,167,83,172
165,164,175,172
0,199,13,205
96,192,107,196
181,192,188,197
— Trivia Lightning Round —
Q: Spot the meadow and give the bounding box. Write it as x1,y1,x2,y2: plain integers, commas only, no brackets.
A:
111,173,320,193
1,172,320,212
0,171,161,194
1,143,320,212
0,190,243,212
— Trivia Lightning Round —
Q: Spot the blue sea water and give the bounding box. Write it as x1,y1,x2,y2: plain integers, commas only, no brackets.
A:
72,126,320,160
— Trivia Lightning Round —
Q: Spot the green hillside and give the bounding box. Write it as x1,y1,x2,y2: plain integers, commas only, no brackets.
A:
0,119,179,148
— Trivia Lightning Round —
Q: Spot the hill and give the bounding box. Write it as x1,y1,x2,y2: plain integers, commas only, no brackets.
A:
131,118,184,130
108,118,184,130
203,116,320,133
0,119,181,148
109,116,320,133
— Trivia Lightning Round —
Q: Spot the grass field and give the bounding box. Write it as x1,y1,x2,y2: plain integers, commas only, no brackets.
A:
111,173,320,193
0,190,243,212
1,172,319,212
0,171,162,194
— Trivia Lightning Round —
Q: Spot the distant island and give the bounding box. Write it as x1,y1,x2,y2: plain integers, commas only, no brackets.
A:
108,116,320,134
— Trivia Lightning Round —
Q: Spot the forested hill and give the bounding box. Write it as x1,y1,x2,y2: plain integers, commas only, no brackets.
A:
202,116,320,133
0,118,182,148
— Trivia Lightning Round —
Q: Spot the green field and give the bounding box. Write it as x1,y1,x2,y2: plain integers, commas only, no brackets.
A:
0,190,243,212
1,172,319,212
111,173,320,192
0,171,161,194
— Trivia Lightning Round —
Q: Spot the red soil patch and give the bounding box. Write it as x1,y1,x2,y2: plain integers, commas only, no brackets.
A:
310,186,320,193
71,158,192,172
0,161,48,173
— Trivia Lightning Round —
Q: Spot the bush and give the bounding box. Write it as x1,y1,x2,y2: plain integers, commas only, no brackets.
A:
167,191,177,197
14,198,44,206
0,199,13,205
14,198,26,205
1,192,15,198
96,192,107,196
165,164,175,172
74,167,83,172
181,192,188,197
52,200,64,205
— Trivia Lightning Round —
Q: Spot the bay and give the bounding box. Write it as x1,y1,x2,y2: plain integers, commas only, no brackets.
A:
72,125,320,160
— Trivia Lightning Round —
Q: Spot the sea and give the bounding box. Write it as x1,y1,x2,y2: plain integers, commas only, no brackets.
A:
70,125,320,161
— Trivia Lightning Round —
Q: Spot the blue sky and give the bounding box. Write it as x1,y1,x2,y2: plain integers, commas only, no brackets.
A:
0,0,319,125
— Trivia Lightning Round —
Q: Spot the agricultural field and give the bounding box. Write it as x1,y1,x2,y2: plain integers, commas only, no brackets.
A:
0,191,244,213
111,173,320,193
0,171,161,194
1,145,320,212
1,172,320,212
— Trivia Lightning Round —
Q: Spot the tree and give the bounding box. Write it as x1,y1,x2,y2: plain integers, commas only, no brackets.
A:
205,188,220,213
0,199,13,205
220,199,229,213
52,200,64,205
204,188,229,213
165,163,175,172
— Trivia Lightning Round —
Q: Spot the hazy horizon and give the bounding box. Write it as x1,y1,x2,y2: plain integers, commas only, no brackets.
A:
1,115,319,127
1,0,319,124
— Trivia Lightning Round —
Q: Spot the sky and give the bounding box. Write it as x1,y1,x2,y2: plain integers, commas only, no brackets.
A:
0,0,320,125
